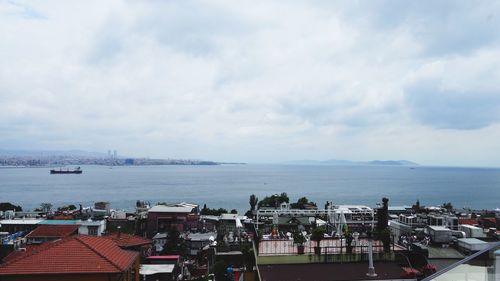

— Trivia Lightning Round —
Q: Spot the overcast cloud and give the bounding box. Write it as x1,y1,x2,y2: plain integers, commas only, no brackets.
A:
1,0,500,166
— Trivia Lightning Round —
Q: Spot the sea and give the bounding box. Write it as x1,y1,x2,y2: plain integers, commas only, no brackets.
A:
0,164,499,212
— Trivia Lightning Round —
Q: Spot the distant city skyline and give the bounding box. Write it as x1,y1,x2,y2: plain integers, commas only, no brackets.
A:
2,1,500,166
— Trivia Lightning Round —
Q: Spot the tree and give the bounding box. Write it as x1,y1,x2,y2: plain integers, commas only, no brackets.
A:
290,197,317,209
292,231,306,246
441,202,453,212
0,202,22,212
257,193,289,208
343,225,354,254
379,228,392,253
249,194,258,211
413,199,421,212
241,244,256,270
162,227,185,255
311,227,325,254
57,204,77,212
40,203,53,213
200,205,228,216
230,209,238,214
376,198,389,232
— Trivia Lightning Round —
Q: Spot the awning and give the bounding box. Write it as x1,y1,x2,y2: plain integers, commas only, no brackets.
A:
140,264,175,275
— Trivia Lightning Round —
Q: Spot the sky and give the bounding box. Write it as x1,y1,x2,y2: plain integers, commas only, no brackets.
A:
1,0,500,166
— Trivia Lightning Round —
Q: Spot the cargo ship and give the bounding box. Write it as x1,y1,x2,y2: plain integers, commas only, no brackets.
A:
50,167,82,174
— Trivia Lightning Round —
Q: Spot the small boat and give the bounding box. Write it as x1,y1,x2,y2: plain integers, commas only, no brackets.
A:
50,167,82,174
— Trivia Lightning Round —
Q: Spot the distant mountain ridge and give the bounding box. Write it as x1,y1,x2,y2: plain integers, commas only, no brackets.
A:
286,159,419,166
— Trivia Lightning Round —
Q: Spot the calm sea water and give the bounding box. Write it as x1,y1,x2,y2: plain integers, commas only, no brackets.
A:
0,165,499,212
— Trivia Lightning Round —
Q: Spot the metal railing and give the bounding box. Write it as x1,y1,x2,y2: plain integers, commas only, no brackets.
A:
258,238,387,256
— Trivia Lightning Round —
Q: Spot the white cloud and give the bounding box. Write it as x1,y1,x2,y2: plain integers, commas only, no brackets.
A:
1,0,500,166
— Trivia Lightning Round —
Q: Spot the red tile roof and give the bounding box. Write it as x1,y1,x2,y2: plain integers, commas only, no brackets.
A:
459,218,479,225
0,235,138,275
104,233,152,248
26,225,79,239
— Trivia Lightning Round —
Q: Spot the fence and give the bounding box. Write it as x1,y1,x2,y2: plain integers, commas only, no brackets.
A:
258,238,387,256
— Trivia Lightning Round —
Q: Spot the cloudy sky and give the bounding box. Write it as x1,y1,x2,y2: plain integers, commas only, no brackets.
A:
1,0,500,166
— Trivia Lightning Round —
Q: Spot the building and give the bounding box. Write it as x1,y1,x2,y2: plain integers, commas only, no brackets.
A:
0,235,140,281
104,233,153,257
25,225,79,245
185,232,216,256
0,219,44,234
217,214,245,239
78,220,107,236
141,256,182,281
146,203,199,238
152,233,167,253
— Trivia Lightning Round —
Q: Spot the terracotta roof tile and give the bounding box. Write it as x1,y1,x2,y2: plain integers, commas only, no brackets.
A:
26,225,79,239
0,235,138,275
104,233,152,248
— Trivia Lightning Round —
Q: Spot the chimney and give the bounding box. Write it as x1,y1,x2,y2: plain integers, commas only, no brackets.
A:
117,226,121,239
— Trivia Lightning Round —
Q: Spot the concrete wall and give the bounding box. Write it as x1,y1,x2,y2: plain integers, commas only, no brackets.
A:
257,252,395,265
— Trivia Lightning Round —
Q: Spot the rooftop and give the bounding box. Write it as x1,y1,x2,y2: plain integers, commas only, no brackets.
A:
26,225,79,239
148,205,195,213
140,264,175,275
219,214,247,221
0,235,138,275
186,232,216,241
0,219,44,225
38,220,78,225
104,233,152,248
258,262,414,281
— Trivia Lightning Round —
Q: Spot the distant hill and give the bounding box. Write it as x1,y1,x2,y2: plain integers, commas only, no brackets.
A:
286,159,419,166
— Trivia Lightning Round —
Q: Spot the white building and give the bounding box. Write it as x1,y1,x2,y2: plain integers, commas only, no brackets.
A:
78,220,106,236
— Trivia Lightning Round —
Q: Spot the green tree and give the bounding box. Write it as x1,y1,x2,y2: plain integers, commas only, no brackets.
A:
200,205,228,216
0,202,22,212
379,228,392,253
249,194,258,211
292,231,306,246
57,204,77,212
441,202,453,212
376,197,389,232
257,192,289,208
343,225,354,253
40,203,53,213
162,227,185,255
311,227,325,251
290,197,317,209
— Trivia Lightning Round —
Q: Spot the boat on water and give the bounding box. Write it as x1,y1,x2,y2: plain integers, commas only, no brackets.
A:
50,167,82,174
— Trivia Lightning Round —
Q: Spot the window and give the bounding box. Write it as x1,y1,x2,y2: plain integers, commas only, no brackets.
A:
88,226,99,236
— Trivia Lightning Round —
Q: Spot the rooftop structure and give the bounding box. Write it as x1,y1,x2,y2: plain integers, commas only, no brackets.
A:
148,205,195,213
146,203,199,237
259,262,416,281
256,204,375,230
25,225,79,244
0,235,139,279
104,233,152,248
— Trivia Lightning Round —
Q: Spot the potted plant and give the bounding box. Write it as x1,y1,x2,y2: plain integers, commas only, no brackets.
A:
310,227,325,255
344,228,354,254
293,231,306,254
